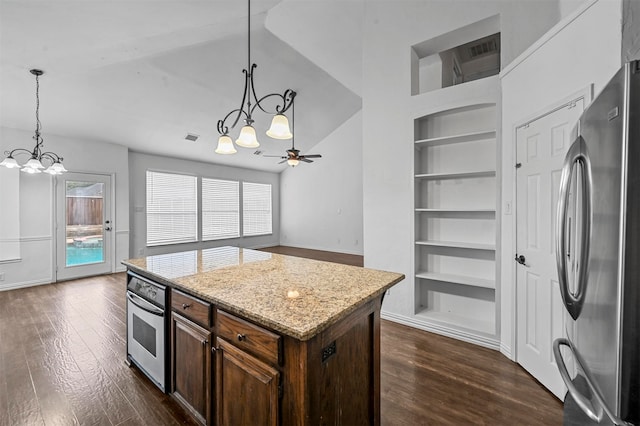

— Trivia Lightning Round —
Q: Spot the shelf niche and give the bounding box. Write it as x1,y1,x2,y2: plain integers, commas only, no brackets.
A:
413,100,498,344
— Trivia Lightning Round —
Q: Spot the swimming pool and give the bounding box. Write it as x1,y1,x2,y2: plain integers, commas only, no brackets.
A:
66,245,104,266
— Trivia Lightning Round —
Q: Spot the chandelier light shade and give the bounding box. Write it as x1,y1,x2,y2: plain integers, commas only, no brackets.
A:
215,0,296,155
214,135,237,154
0,69,67,175
235,124,259,148
266,114,293,139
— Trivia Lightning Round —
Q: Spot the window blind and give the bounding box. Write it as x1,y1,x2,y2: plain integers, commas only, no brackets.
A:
146,171,197,246
243,182,272,236
202,178,240,241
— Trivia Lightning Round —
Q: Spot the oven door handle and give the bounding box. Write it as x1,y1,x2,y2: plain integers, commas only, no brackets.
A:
127,292,164,316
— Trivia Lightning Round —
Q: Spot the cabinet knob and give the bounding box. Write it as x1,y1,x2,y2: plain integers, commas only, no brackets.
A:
182,303,191,309
237,333,246,342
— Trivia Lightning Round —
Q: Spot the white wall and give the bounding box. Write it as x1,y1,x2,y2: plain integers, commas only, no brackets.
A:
129,152,280,258
0,126,129,290
499,0,622,357
280,111,363,255
362,0,563,327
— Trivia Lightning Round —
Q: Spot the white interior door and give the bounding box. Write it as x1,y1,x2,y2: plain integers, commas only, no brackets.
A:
56,172,113,280
515,97,585,399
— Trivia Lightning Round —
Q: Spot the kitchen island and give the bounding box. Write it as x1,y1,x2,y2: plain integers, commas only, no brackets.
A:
122,246,404,426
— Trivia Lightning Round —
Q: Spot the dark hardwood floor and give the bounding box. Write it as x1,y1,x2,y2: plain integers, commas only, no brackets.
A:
258,245,364,267
0,248,562,425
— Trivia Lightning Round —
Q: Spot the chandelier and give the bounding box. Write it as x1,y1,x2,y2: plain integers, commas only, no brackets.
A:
214,0,296,155
0,69,67,174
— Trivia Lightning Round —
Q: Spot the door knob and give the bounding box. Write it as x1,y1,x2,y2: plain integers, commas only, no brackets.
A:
515,254,526,265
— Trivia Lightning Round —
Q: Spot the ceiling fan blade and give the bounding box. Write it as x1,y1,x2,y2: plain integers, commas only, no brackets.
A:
300,158,313,163
263,154,284,158
302,154,322,158
278,159,288,164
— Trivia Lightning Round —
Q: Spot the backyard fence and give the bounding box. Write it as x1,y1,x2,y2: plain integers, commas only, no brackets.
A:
67,196,103,226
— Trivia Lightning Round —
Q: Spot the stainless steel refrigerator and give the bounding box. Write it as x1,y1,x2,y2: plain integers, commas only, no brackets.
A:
553,60,640,425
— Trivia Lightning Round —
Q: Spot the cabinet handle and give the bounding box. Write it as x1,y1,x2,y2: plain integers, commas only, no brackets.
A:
237,333,246,342
182,303,191,309
202,339,208,346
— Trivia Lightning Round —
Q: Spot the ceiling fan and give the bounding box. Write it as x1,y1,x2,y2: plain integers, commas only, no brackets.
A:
263,100,321,167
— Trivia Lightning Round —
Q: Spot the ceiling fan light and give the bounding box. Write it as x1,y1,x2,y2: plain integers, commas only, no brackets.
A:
266,114,293,139
287,158,299,167
24,158,44,169
215,135,237,154
0,156,21,169
236,125,259,148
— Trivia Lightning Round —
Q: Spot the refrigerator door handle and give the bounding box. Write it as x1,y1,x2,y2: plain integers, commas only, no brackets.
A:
556,135,592,320
553,338,631,425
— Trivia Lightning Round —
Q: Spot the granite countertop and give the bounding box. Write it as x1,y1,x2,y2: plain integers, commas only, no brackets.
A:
122,246,404,341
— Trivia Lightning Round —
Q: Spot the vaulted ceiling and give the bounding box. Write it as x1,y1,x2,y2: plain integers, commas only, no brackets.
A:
0,0,363,172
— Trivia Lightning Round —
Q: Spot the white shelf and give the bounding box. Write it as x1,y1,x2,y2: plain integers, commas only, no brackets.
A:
415,271,495,289
415,240,495,251
414,309,495,336
415,130,496,147
415,170,496,180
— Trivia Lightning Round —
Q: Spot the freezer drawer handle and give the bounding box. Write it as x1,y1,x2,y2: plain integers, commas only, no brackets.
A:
553,338,631,426
556,135,592,320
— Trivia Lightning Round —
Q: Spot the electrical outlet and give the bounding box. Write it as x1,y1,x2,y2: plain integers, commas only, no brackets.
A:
0,272,5,281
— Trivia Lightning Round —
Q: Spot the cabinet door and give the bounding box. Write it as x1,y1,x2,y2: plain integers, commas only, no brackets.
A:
216,338,279,426
171,312,211,425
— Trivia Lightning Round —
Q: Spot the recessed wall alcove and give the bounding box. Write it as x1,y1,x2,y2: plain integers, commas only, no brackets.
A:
411,15,501,95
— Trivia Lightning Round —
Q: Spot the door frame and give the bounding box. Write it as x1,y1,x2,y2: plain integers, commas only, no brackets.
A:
54,171,116,281
509,86,592,358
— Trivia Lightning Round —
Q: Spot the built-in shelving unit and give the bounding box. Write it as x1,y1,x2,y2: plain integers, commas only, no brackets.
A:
413,101,498,342
414,130,496,146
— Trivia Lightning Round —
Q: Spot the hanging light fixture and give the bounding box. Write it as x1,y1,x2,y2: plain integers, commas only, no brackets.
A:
0,69,67,175
215,0,296,154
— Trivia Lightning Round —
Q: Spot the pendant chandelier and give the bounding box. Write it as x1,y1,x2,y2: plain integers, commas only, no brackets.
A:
0,69,67,174
215,0,296,155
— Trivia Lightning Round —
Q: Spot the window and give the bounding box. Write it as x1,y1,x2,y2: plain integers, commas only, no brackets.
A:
202,178,240,241
243,182,272,236
146,171,197,246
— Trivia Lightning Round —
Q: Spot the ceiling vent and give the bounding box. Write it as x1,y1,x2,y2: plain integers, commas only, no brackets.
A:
185,133,199,142
467,35,499,59
253,150,263,156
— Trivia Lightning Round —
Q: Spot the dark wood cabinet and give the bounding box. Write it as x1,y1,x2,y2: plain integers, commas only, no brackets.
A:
215,338,279,426
171,312,212,425
168,291,383,426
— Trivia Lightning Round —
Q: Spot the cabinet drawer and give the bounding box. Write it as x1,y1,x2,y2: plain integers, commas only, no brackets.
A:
171,290,211,328
217,310,281,365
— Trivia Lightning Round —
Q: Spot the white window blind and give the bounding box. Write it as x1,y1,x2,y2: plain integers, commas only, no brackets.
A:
242,182,272,236
146,171,197,246
202,178,240,241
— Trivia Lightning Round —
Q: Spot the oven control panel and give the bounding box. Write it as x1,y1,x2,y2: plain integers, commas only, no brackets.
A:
127,273,166,308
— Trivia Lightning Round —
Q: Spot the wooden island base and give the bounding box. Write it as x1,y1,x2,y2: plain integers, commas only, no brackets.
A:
278,297,381,425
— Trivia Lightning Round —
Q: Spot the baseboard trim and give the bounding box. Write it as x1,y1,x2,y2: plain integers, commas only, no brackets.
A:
381,311,501,351
0,278,52,292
